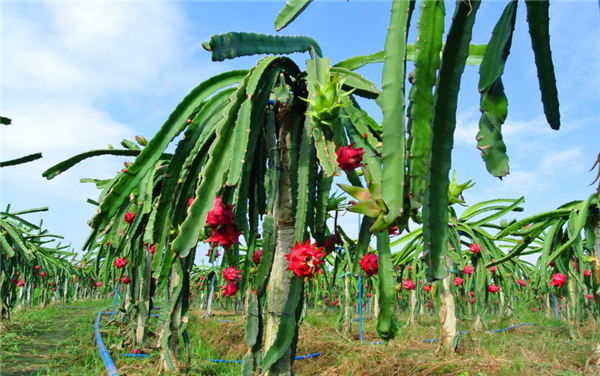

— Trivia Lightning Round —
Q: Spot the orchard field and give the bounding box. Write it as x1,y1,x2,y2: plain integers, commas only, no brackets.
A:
1,299,597,375
1,1,599,376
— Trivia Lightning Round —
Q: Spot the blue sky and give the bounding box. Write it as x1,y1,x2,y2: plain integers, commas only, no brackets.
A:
1,1,599,265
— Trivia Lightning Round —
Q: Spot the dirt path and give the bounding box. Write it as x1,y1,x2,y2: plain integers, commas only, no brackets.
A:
1,306,97,376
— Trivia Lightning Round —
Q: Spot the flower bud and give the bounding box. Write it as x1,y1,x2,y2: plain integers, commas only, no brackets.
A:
135,135,148,146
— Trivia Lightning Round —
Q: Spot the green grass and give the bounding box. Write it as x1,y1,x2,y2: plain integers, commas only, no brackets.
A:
1,301,598,375
188,307,599,376
0,300,109,376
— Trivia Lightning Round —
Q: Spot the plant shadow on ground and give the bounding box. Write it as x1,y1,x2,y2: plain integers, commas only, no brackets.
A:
1,301,596,376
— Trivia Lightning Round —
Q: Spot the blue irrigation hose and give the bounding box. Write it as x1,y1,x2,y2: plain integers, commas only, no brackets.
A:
150,314,160,318
110,283,121,320
119,354,151,358
294,353,321,360
209,353,321,364
552,293,560,320
95,308,119,376
55,305,95,309
216,319,233,323
358,274,363,343
206,273,217,318
151,308,160,311
422,323,536,343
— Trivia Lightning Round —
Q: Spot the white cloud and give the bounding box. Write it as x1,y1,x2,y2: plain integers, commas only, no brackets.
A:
455,109,560,147
539,148,583,172
470,147,583,201
3,99,132,155
1,2,230,251
1,98,135,201
3,2,198,97
454,108,479,144
1,2,221,202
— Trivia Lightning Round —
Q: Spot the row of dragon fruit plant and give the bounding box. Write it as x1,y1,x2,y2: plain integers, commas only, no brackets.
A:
3,0,598,374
